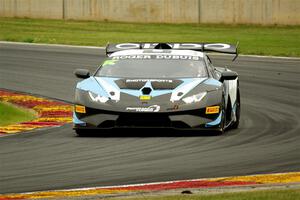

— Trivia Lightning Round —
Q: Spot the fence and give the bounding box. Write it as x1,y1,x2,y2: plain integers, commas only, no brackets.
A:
0,0,299,25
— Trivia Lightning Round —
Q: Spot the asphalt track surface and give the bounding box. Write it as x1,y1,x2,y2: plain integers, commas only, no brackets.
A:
0,43,300,194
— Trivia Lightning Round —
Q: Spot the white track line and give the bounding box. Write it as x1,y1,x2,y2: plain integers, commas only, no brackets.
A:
12,171,299,195
0,41,105,50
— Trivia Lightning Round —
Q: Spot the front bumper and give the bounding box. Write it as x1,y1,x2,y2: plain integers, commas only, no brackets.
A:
73,106,223,131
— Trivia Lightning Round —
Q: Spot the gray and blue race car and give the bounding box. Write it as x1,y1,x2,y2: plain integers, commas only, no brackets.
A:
73,43,240,135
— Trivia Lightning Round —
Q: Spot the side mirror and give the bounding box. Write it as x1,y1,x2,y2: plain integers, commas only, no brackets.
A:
220,71,238,82
74,69,90,79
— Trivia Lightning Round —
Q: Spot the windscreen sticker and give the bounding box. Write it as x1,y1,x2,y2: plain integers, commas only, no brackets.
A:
112,55,201,61
102,60,118,66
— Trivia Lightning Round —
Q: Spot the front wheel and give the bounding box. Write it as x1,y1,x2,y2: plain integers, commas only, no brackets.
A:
75,129,86,137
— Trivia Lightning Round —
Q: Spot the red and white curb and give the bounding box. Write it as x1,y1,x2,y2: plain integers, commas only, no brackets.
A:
0,172,299,199
0,89,72,136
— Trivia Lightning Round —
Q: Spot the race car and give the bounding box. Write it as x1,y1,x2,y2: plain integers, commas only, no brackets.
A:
73,43,240,135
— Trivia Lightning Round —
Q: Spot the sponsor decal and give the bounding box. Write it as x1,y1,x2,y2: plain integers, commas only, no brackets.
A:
102,60,118,66
139,95,151,101
206,106,220,114
156,55,200,60
75,105,86,113
115,43,231,50
143,49,172,53
112,55,201,61
113,55,152,60
126,105,160,112
126,79,173,83
167,104,180,111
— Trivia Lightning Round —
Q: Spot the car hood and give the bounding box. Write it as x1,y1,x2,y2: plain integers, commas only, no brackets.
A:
75,76,223,112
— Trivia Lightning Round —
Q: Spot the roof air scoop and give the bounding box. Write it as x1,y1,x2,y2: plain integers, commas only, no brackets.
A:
154,43,172,49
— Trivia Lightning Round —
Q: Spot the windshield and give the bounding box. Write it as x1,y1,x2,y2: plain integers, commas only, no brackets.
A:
96,55,207,78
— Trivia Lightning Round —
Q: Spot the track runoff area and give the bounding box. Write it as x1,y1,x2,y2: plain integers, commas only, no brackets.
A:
0,42,299,198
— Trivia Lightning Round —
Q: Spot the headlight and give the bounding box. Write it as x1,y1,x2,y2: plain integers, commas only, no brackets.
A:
88,91,109,103
182,92,207,104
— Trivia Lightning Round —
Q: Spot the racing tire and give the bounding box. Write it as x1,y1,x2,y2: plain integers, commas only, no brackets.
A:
75,129,86,137
216,97,226,135
231,88,240,129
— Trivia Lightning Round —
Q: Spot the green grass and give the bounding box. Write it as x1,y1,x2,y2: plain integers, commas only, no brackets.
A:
0,102,36,126
0,17,300,57
112,188,300,200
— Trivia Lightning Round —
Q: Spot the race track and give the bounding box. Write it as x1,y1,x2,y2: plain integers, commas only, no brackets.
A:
0,42,300,194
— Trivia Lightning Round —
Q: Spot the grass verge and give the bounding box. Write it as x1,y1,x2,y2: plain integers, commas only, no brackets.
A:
0,102,36,126
0,18,300,57
112,188,300,200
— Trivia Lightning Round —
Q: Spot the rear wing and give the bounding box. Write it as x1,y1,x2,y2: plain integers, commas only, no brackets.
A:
106,42,238,60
